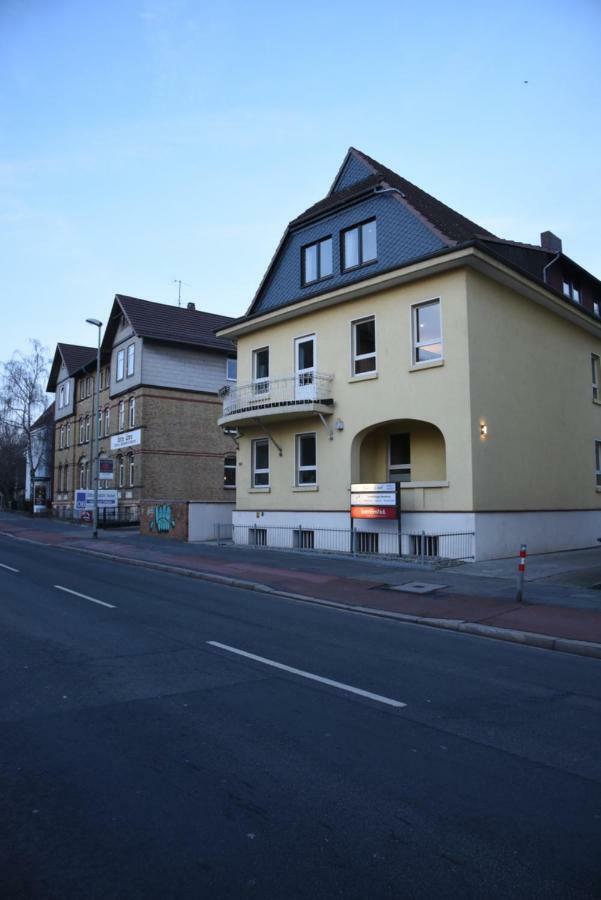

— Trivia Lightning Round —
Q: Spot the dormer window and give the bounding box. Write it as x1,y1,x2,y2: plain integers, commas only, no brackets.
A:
342,219,377,271
302,237,333,286
563,278,580,303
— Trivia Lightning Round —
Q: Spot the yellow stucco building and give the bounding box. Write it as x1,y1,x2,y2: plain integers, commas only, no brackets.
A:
218,149,601,561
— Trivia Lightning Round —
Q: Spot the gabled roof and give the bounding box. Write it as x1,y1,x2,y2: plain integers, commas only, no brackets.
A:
101,295,236,354
47,343,97,392
244,147,498,319
326,147,496,243
31,401,55,431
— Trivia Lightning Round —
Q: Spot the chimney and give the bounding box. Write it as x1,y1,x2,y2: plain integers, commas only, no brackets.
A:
186,302,196,311
540,231,562,254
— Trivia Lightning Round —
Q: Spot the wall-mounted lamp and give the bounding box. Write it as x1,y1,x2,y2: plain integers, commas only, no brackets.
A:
335,418,345,431
480,423,488,438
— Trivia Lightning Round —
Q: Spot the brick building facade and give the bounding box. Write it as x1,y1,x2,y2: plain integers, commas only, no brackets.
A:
47,296,237,524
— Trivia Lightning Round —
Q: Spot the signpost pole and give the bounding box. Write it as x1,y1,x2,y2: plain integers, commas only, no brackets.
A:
397,483,402,557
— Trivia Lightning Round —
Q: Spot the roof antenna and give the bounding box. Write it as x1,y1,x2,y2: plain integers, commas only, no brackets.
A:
172,279,190,307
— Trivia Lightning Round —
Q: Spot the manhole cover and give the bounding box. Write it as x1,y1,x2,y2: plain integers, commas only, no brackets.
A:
389,581,447,594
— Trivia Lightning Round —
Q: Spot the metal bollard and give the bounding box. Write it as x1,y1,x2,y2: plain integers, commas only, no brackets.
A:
516,544,527,602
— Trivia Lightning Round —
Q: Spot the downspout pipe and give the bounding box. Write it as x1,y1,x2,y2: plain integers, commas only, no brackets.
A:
542,251,562,284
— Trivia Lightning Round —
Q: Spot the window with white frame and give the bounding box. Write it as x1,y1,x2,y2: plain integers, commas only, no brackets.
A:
59,426,64,449
57,464,62,492
116,349,125,382
59,385,64,408
66,423,71,447
85,415,91,443
302,237,333,286
596,441,601,487
118,401,125,432
128,452,134,487
86,376,92,397
97,409,102,438
129,397,136,428
389,433,411,482
226,357,237,381
592,355,600,402
78,416,84,444
64,463,69,492
351,316,376,375
127,343,135,377
342,219,377,271
252,439,269,487
64,380,70,406
79,458,86,489
79,379,85,400
594,302,600,318
252,347,270,394
296,433,317,485
104,406,110,436
224,455,236,488
118,455,125,487
412,299,442,364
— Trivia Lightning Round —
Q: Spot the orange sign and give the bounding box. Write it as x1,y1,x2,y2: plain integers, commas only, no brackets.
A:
351,506,397,520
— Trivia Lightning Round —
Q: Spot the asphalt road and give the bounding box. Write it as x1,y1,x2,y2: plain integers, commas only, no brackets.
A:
1,534,600,899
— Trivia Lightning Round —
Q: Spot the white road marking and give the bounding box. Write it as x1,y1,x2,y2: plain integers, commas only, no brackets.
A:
0,562,19,573
54,585,115,608
207,641,406,708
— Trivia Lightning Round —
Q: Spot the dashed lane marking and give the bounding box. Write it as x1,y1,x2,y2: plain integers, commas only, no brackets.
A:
207,641,407,708
54,585,115,609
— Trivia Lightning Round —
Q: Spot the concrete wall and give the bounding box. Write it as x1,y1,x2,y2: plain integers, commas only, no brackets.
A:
466,269,601,512
188,501,235,541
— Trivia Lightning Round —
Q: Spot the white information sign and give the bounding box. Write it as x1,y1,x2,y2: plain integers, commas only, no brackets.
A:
351,483,396,493
351,492,397,507
75,490,118,511
110,428,141,451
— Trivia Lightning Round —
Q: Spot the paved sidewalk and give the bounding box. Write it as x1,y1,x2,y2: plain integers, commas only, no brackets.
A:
1,512,600,655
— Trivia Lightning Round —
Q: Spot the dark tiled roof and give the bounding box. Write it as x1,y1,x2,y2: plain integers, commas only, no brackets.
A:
290,174,383,227
47,343,97,392
114,295,236,353
345,148,497,243
31,402,55,430
58,343,97,374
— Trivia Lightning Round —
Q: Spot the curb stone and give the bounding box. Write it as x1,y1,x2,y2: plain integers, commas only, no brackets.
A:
3,532,601,661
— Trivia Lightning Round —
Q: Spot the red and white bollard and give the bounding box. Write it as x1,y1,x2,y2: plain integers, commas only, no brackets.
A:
516,544,527,602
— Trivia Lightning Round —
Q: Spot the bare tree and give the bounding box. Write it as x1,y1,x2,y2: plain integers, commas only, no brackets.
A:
0,340,51,503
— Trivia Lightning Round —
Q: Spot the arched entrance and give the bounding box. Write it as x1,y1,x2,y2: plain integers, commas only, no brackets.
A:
351,419,446,485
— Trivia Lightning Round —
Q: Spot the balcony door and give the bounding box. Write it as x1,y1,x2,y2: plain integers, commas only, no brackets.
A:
294,335,316,401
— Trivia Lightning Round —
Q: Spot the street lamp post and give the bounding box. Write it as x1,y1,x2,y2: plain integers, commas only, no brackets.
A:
86,318,103,539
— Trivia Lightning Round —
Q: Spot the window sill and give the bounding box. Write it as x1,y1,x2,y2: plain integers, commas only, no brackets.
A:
348,372,378,383
224,486,236,490
400,480,449,489
249,486,270,493
292,485,319,492
409,359,444,373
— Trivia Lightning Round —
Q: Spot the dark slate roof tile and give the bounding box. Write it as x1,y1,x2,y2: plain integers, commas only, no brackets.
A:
114,295,236,353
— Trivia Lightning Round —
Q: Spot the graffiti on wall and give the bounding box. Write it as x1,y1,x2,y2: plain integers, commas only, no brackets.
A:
148,504,176,533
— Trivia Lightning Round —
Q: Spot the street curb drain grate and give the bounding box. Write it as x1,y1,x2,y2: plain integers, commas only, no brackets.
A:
387,582,447,595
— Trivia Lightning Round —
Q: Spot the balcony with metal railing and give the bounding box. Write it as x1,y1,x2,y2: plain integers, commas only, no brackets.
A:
218,372,335,427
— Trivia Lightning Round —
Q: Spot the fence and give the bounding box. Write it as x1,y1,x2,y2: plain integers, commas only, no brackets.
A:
218,523,474,562
52,506,140,528
221,372,334,417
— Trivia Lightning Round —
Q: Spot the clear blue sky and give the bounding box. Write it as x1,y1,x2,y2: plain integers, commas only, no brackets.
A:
1,0,599,363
